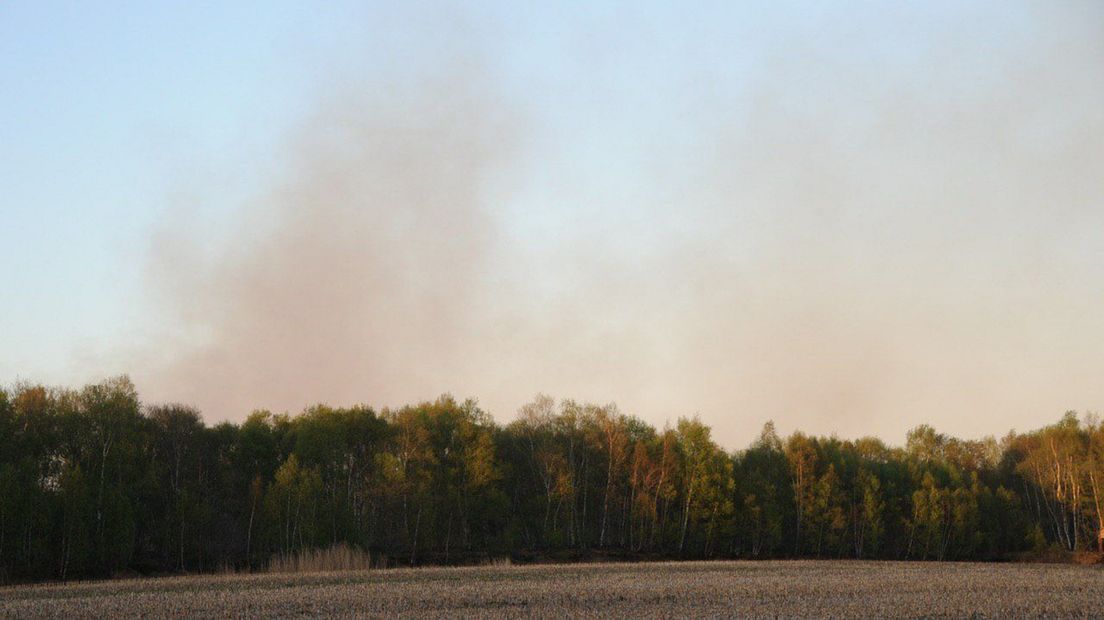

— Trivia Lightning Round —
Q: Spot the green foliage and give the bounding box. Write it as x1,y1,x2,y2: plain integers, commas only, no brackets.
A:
1,379,1100,582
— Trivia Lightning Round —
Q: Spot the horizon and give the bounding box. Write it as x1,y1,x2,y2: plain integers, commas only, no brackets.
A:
3,1,1103,448
2,374,1082,454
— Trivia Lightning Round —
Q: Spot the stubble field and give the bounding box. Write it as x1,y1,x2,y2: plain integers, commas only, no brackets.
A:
2,560,1103,618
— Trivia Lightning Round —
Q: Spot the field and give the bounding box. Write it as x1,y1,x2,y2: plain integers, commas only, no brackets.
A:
3,560,1103,618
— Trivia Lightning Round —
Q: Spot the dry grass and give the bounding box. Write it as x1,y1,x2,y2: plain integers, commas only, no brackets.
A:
267,543,375,574
2,560,1103,618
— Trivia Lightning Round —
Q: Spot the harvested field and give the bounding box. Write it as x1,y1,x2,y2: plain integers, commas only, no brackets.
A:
2,560,1103,618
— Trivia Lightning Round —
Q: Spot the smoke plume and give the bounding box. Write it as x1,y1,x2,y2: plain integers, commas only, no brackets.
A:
136,2,1104,447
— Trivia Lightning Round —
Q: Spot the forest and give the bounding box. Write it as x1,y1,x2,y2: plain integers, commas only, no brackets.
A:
1,376,1102,583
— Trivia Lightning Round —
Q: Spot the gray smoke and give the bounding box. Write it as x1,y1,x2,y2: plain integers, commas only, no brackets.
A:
135,2,1104,447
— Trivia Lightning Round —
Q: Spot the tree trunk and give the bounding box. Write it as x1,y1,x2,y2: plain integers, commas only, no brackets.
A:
679,482,694,554
410,508,421,566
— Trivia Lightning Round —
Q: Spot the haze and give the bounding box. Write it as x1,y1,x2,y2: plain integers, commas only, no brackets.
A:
2,1,1102,447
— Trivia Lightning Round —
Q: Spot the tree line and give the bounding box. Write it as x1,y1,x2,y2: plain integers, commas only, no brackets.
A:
1,376,1102,582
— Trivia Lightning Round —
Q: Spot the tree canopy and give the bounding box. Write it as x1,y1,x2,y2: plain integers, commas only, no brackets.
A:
1,377,1100,582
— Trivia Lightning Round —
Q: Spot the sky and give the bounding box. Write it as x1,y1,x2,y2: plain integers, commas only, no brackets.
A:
2,1,1102,449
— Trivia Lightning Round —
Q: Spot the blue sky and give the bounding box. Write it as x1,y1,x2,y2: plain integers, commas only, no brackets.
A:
2,2,1102,446
2,2,333,373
